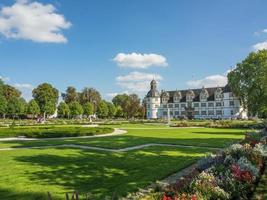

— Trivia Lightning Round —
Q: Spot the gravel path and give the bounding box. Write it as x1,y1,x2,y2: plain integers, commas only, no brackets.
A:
0,128,127,141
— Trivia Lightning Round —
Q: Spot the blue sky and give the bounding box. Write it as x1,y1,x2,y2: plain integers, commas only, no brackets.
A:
0,0,267,101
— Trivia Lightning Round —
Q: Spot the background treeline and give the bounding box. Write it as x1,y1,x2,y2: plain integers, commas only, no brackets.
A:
0,81,145,120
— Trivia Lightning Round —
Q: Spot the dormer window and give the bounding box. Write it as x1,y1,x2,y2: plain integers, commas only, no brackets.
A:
186,90,195,102
200,87,209,102
215,87,223,100
173,90,182,102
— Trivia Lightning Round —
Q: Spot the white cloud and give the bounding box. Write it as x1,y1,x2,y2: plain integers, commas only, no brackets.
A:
113,52,168,69
263,29,267,33
13,83,34,101
0,75,10,82
0,0,71,43
106,92,118,98
186,73,228,88
253,41,267,51
116,71,163,92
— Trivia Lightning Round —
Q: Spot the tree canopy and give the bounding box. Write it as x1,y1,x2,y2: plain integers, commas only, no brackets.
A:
57,102,70,118
32,83,59,117
62,86,78,104
27,99,40,117
68,101,83,117
228,50,267,117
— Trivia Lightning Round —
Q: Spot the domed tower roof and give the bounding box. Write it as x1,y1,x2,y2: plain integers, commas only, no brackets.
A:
146,79,160,97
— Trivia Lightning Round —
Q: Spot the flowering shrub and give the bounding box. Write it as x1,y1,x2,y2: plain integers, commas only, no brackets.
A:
156,129,267,200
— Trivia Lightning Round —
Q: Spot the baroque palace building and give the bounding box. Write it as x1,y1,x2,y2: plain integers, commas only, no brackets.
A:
145,79,247,119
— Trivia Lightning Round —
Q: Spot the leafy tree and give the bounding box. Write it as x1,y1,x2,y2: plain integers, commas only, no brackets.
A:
62,86,78,104
32,83,59,118
106,101,116,118
27,99,40,117
68,101,83,117
112,94,129,107
228,50,267,117
96,100,108,118
0,95,7,118
83,102,94,117
57,102,70,118
112,93,142,118
3,84,21,102
7,97,27,118
79,87,101,110
115,105,124,118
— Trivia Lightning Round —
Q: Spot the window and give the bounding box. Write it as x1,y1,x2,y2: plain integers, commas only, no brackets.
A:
181,103,186,108
155,105,159,108
147,112,150,116
175,111,179,115
208,110,214,115
175,104,179,108
216,110,222,115
216,102,222,107
170,111,173,116
168,104,173,108
208,102,214,107
201,111,207,115
163,104,167,108
229,92,233,97
195,111,199,115
194,103,199,107
147,104,150,109
201,103,206,107
147,98,150,102
181,111,186,115
163,111,167,116
231,110,234,115
230,101,234,106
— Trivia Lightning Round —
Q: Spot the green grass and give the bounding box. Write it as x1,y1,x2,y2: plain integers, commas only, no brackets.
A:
0,127,246,149
0,146,211,200
0,126,113,138
0,125,248,199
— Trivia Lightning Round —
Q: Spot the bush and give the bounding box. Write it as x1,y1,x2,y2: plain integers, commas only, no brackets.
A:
0,126,114,138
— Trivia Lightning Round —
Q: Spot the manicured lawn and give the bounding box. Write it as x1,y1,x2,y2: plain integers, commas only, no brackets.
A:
0,146,211,200
0,125,247,199
0,126,113,138
0,127,246,149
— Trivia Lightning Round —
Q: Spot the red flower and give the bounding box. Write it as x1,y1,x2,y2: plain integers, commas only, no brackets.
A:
191,194,198,200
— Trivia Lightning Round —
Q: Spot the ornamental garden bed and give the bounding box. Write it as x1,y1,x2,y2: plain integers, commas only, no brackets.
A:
0,126,113,138
146,129,267,200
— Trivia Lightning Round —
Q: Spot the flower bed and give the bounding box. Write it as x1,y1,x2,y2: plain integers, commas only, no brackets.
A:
150,130,267,200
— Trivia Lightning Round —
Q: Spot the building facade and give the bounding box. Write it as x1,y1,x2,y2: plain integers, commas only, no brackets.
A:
145,80,247,119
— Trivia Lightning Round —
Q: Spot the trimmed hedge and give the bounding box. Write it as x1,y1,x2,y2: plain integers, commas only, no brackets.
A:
0,126,114,138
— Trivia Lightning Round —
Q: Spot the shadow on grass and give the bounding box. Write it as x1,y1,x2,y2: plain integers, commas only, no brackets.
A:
0,134,243,150
4,147,212,200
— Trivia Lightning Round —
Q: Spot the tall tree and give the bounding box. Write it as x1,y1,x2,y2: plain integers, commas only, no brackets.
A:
112,94,129,107
96,100,108,118
62,86,78,104
7,97,27,119
27,99,40,117
228,50,267,117
83,102,94,117
79,87,101,110
68,101,83,118
57,102,70,118
106,101,116,118
32,83,59,118
0,95,7,118
3,85,21,102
